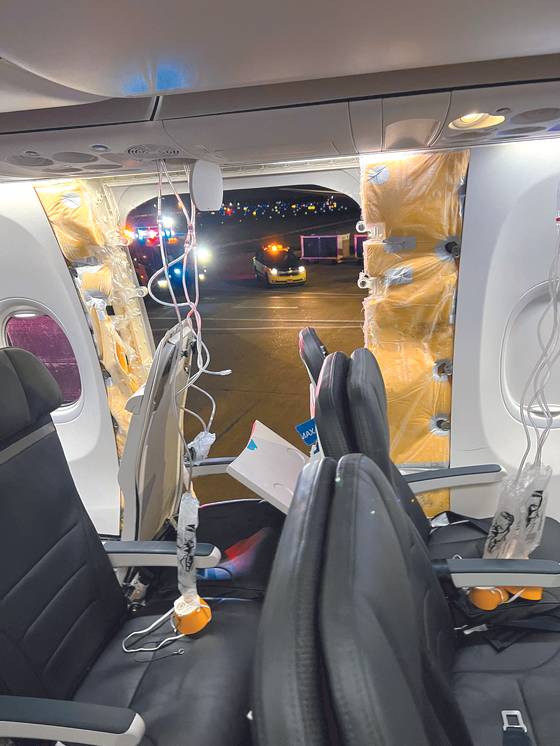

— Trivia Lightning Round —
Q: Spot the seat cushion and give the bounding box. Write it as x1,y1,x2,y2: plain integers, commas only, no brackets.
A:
74,598,260,746
454,632,560,745
428,517,493,560
431,516,560,629
428,515,560,561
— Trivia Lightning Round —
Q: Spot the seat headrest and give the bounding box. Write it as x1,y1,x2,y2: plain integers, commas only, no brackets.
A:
0,348,62,443
298,327,328,385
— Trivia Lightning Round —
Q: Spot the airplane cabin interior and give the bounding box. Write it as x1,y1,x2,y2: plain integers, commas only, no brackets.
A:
1,2,560,745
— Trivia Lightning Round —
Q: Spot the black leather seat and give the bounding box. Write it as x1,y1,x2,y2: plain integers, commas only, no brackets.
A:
321,454,560,745
0,348,258,746
298,326,328,385
315,346,560,565
252,458,337,746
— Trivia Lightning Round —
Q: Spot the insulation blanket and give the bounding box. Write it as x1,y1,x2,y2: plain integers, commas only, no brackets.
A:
36,179,154,462
361,151,469,515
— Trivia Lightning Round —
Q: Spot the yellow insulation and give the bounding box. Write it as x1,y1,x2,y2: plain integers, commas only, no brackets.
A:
37,182,105,261
36,179,154,458
361,151,469,516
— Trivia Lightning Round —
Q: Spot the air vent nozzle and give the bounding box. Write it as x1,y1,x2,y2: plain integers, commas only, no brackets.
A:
126,144,183,160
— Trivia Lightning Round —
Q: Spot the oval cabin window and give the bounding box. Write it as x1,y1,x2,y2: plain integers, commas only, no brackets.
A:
5,313,82,405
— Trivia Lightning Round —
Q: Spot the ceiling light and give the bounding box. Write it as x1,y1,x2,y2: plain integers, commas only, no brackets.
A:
448,113,505,131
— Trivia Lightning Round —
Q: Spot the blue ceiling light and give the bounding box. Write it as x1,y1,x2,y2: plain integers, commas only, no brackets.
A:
122,73,149,95
155,62,192,92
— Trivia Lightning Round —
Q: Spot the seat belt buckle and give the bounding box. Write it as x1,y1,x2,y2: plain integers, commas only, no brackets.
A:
502,710,528,733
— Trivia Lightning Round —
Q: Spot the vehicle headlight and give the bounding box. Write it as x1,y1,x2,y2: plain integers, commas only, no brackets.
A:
270,268,278,276
298,266,305,273
198,273,206,281
197,246,212,264
157,279,168,288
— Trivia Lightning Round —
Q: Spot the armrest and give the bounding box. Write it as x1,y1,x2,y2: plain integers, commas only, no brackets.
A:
0,695,144,745
104,540,222,569
404,463,506,494
434,558,560,588
191,456,235,477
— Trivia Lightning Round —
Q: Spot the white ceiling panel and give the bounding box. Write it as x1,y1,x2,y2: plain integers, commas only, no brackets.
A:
0,1,559,97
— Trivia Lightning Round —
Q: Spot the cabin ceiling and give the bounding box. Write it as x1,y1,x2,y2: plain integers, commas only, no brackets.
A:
0,1,559,180
1,0,559,98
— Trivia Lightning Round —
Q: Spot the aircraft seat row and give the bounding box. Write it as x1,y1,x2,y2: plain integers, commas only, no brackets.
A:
300,327,560,628
2,333,560,745
0,347,257,746
255,453,557,745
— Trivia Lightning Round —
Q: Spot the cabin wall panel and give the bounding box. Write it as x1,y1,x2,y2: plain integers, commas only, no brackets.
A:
0,182,121,534
452,139,560,519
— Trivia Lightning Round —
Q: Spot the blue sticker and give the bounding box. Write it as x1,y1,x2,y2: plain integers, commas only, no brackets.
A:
368,164,390,185
295,418,318,447
247,439,258,451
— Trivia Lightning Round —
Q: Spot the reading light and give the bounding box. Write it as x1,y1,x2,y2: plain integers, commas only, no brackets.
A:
448,113,505,131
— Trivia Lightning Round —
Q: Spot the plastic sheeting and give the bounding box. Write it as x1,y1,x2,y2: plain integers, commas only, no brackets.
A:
361,151,469,516
36,179,154,459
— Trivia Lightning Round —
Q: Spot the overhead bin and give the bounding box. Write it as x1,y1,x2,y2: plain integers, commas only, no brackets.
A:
0,59,104,114
163,102,357,164
0,97,156,135
347,99,383,154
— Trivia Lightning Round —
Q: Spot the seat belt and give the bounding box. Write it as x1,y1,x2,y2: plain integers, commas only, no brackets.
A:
502,711,533,745
503,733,533,746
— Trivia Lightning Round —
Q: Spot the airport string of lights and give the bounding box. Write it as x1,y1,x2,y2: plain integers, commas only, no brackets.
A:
128,195,353,241
214,195,349,220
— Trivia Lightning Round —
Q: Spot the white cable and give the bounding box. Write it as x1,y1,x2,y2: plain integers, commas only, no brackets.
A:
183,407,208,431
516,184,560,480
124,166,220,658
121,609,185,653
145,159,231,490
190,383,217,431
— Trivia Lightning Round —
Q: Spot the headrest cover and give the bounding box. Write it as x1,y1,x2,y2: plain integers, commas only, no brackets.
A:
0,348,62,443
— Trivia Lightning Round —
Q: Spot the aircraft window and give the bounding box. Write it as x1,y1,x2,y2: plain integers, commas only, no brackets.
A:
5,313,82,405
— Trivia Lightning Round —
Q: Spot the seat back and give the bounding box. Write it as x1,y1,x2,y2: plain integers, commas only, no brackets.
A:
253,458,337,746
298,327,328,386
314,352,356,458
119,322,189,540
0,348,126,700
320,454,470,746
347,347,432,543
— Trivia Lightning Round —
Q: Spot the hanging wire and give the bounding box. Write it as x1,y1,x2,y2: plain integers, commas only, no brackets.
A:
516,183,560,480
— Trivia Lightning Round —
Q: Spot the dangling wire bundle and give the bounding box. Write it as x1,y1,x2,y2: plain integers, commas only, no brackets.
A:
123,160,225,654
146,160,231,486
